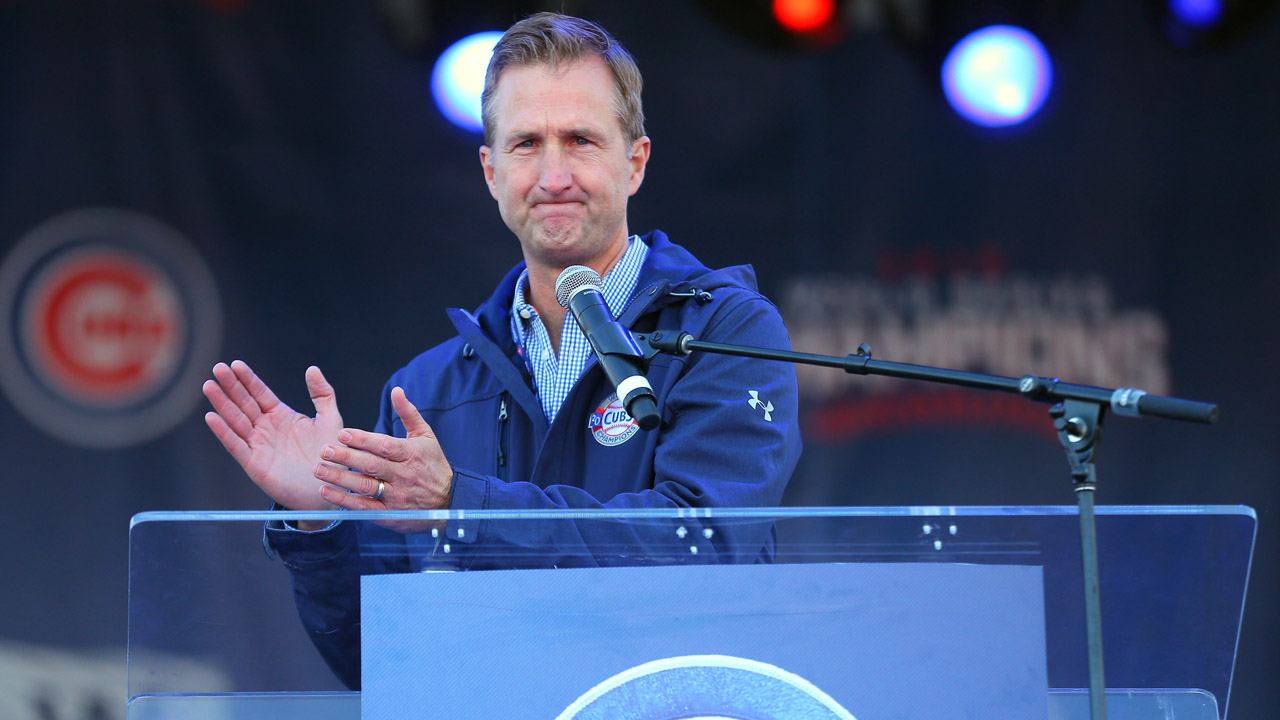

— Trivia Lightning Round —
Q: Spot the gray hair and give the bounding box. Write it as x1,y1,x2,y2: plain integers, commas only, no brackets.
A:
481,12,645,147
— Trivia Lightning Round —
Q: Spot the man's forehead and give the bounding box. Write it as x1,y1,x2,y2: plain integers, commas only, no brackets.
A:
495,55,609,86
491,58,622,136
492,58,612,102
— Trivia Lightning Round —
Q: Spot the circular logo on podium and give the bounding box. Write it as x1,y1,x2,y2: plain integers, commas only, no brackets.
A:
556,654,856,720
0,208,221,447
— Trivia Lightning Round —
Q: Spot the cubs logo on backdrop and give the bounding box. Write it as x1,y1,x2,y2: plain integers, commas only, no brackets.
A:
0,207,221,448
588,392,640,447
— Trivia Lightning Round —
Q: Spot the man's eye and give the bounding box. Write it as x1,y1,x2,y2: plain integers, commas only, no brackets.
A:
574,136,590,145
517,140,535,148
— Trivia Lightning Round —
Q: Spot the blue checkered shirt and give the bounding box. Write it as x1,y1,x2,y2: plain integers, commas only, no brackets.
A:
510,236,650,423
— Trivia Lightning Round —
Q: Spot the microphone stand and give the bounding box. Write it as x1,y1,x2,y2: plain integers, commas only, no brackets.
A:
634,330,1218,720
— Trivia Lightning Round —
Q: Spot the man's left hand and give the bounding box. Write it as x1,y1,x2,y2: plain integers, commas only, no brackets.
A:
314,386,453,534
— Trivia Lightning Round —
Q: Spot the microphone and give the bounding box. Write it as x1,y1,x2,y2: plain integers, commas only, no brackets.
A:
555,265,660,431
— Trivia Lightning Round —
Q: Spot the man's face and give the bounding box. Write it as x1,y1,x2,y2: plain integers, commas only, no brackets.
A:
480,56,649,276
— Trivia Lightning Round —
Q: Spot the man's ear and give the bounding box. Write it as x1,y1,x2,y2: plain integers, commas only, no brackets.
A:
479,145,498,200
628,136,651,196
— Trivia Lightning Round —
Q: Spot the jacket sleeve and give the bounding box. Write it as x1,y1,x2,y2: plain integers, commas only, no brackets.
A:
443,292,803,569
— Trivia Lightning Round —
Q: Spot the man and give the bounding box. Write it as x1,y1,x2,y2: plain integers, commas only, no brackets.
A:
203,12,800,689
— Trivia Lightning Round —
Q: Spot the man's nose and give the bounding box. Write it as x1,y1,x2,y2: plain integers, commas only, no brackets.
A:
537,147,573,194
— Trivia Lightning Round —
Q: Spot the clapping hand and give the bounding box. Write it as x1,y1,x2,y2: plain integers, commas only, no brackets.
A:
203,361,342,516
311,387,454,534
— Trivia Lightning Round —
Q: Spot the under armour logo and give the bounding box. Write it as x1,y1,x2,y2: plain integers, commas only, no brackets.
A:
747,391,774,422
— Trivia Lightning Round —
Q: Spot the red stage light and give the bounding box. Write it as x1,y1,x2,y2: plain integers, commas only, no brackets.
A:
773,0,836,33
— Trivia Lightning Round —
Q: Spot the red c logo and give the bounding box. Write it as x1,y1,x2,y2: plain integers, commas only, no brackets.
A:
33,252,182,401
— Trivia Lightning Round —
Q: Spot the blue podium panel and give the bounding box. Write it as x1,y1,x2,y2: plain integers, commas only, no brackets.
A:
362,562,1048,719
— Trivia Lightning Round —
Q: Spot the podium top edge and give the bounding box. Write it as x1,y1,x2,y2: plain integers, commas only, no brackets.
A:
129,504,1258,529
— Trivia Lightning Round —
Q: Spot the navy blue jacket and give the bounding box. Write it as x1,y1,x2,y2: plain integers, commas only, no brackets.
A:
267,231,802,688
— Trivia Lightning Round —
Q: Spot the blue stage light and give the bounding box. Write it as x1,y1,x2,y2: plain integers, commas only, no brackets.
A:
431,31,504,133
941,25,1053,128
1169,0,1224,28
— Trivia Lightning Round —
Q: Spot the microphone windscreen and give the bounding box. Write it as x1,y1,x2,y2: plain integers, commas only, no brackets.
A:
555,265,603,309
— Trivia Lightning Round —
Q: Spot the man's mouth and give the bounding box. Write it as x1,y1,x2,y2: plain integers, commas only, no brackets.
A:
533,201,584,214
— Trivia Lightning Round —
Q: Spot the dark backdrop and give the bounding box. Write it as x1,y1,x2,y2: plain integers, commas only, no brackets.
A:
0,0,1275,717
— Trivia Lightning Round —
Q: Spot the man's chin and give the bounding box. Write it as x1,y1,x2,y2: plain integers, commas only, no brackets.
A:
534,217,583,240
520,222,626,273
526,227,589,263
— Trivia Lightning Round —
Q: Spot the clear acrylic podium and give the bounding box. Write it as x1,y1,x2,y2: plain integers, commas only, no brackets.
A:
127,506,1254,719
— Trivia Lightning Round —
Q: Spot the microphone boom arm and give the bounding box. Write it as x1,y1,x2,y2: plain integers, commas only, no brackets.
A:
634,331,1217,424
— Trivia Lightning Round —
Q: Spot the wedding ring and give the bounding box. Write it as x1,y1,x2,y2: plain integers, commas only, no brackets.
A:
373,480,386,500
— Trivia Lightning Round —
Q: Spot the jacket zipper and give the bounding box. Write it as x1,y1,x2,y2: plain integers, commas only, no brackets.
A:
497,396,509,474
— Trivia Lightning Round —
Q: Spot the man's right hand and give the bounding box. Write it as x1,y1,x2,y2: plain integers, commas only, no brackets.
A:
203,361,342,520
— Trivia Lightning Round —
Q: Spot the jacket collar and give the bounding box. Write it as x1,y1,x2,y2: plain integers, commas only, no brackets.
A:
445,230,761,427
